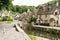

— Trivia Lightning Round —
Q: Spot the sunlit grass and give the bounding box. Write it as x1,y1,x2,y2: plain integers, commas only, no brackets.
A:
28,34,36,40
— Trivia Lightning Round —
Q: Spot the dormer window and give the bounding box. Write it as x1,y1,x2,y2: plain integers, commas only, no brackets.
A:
47,8,49,11
55,12,58,15
48,6,51,11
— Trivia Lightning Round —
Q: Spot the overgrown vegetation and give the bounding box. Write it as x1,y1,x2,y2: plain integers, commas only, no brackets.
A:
36,0,59,9
28,34,36,40
25,25,60,40
11,5,35,14
0,0,59,14
0,0,13,10
31,27,60,38
27,16,37,23
40,23,50,26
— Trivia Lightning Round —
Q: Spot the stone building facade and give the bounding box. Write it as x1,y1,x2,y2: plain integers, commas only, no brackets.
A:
36,1,60,26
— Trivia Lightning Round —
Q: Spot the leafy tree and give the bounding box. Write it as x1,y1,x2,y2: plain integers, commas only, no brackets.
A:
1,16,13,21
36,0,60,9
0,0,13,10
12,5,35,13
36,5,43,9
27,16,37,23
44,0,56,6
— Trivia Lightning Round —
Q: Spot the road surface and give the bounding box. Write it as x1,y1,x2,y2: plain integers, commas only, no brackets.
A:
0,22,30,40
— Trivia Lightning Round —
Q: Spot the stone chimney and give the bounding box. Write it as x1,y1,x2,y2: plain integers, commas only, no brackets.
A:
43,5,46,11
56,0,59,6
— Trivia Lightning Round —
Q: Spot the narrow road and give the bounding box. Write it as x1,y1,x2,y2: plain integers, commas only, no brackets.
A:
0,22,30,40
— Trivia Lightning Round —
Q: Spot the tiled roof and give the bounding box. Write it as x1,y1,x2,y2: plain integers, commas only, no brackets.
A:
38,4,60,15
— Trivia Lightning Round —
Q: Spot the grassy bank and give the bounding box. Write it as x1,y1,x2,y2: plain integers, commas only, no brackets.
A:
26,26,60,40
28,34,36,40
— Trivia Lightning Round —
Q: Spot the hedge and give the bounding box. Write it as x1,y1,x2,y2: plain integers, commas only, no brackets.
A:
40,23,50,26
1,16,13,21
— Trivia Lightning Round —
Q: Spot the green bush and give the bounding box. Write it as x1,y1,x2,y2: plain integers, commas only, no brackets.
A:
1,16,13,21
28,16,37,23
40,23,50,26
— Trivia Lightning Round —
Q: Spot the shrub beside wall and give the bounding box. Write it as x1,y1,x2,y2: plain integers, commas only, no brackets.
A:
1,16,13,21
40,23,50,26
32,27,60,38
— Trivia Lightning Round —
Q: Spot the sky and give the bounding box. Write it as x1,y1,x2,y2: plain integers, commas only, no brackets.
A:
12,0,52,6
